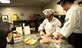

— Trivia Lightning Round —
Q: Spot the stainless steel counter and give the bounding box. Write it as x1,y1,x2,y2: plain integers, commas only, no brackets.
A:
7,34,73,48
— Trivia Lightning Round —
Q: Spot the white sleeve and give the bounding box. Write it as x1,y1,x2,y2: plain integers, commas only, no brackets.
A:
38,19,46,31
52,20,61,35
56,20,61,32
60,9,79,38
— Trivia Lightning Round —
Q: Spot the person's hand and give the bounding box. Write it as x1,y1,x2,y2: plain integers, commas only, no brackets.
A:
41,34,52,39
54,32,67,43
45,33,53,37
54,32,63,40
40,31,45,36
57,32,63,37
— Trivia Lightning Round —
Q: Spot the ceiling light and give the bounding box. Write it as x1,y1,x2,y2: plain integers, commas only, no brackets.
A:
0,0,10,3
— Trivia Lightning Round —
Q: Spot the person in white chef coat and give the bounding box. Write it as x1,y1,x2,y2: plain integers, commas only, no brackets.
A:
38,9,61,38
55,0,82,48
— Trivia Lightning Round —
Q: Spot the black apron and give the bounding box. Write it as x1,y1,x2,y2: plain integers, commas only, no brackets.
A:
68,33,82,48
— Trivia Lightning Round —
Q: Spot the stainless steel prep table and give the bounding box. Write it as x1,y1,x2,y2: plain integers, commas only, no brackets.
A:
7,34,73,48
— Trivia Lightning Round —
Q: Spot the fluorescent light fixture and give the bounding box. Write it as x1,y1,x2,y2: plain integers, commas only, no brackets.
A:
0,0,10,3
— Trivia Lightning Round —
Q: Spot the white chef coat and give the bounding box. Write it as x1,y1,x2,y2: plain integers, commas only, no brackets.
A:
60,3,82,38
38,17,61,34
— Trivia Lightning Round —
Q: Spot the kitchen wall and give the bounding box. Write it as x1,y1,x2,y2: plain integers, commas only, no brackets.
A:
0,7,44,23
0,0,81,23
0,0,68,23
43,0,81,15
43,0,66,15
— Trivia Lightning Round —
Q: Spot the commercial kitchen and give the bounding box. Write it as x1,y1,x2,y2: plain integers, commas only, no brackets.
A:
0,0,82,48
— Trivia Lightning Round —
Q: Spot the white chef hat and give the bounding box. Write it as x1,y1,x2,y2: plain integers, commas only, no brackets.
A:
43,9,55,16
74,0,82,4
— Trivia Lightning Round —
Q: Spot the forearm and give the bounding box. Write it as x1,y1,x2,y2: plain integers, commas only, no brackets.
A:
6,32,12,42
39,30,45,35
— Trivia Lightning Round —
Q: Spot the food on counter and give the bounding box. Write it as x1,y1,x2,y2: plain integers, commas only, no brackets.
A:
24,38,37,45
13,31,22,38
41,34,53,39
13,33,23,43
40,38,51,44
54,39,65,43
14,36,21,38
